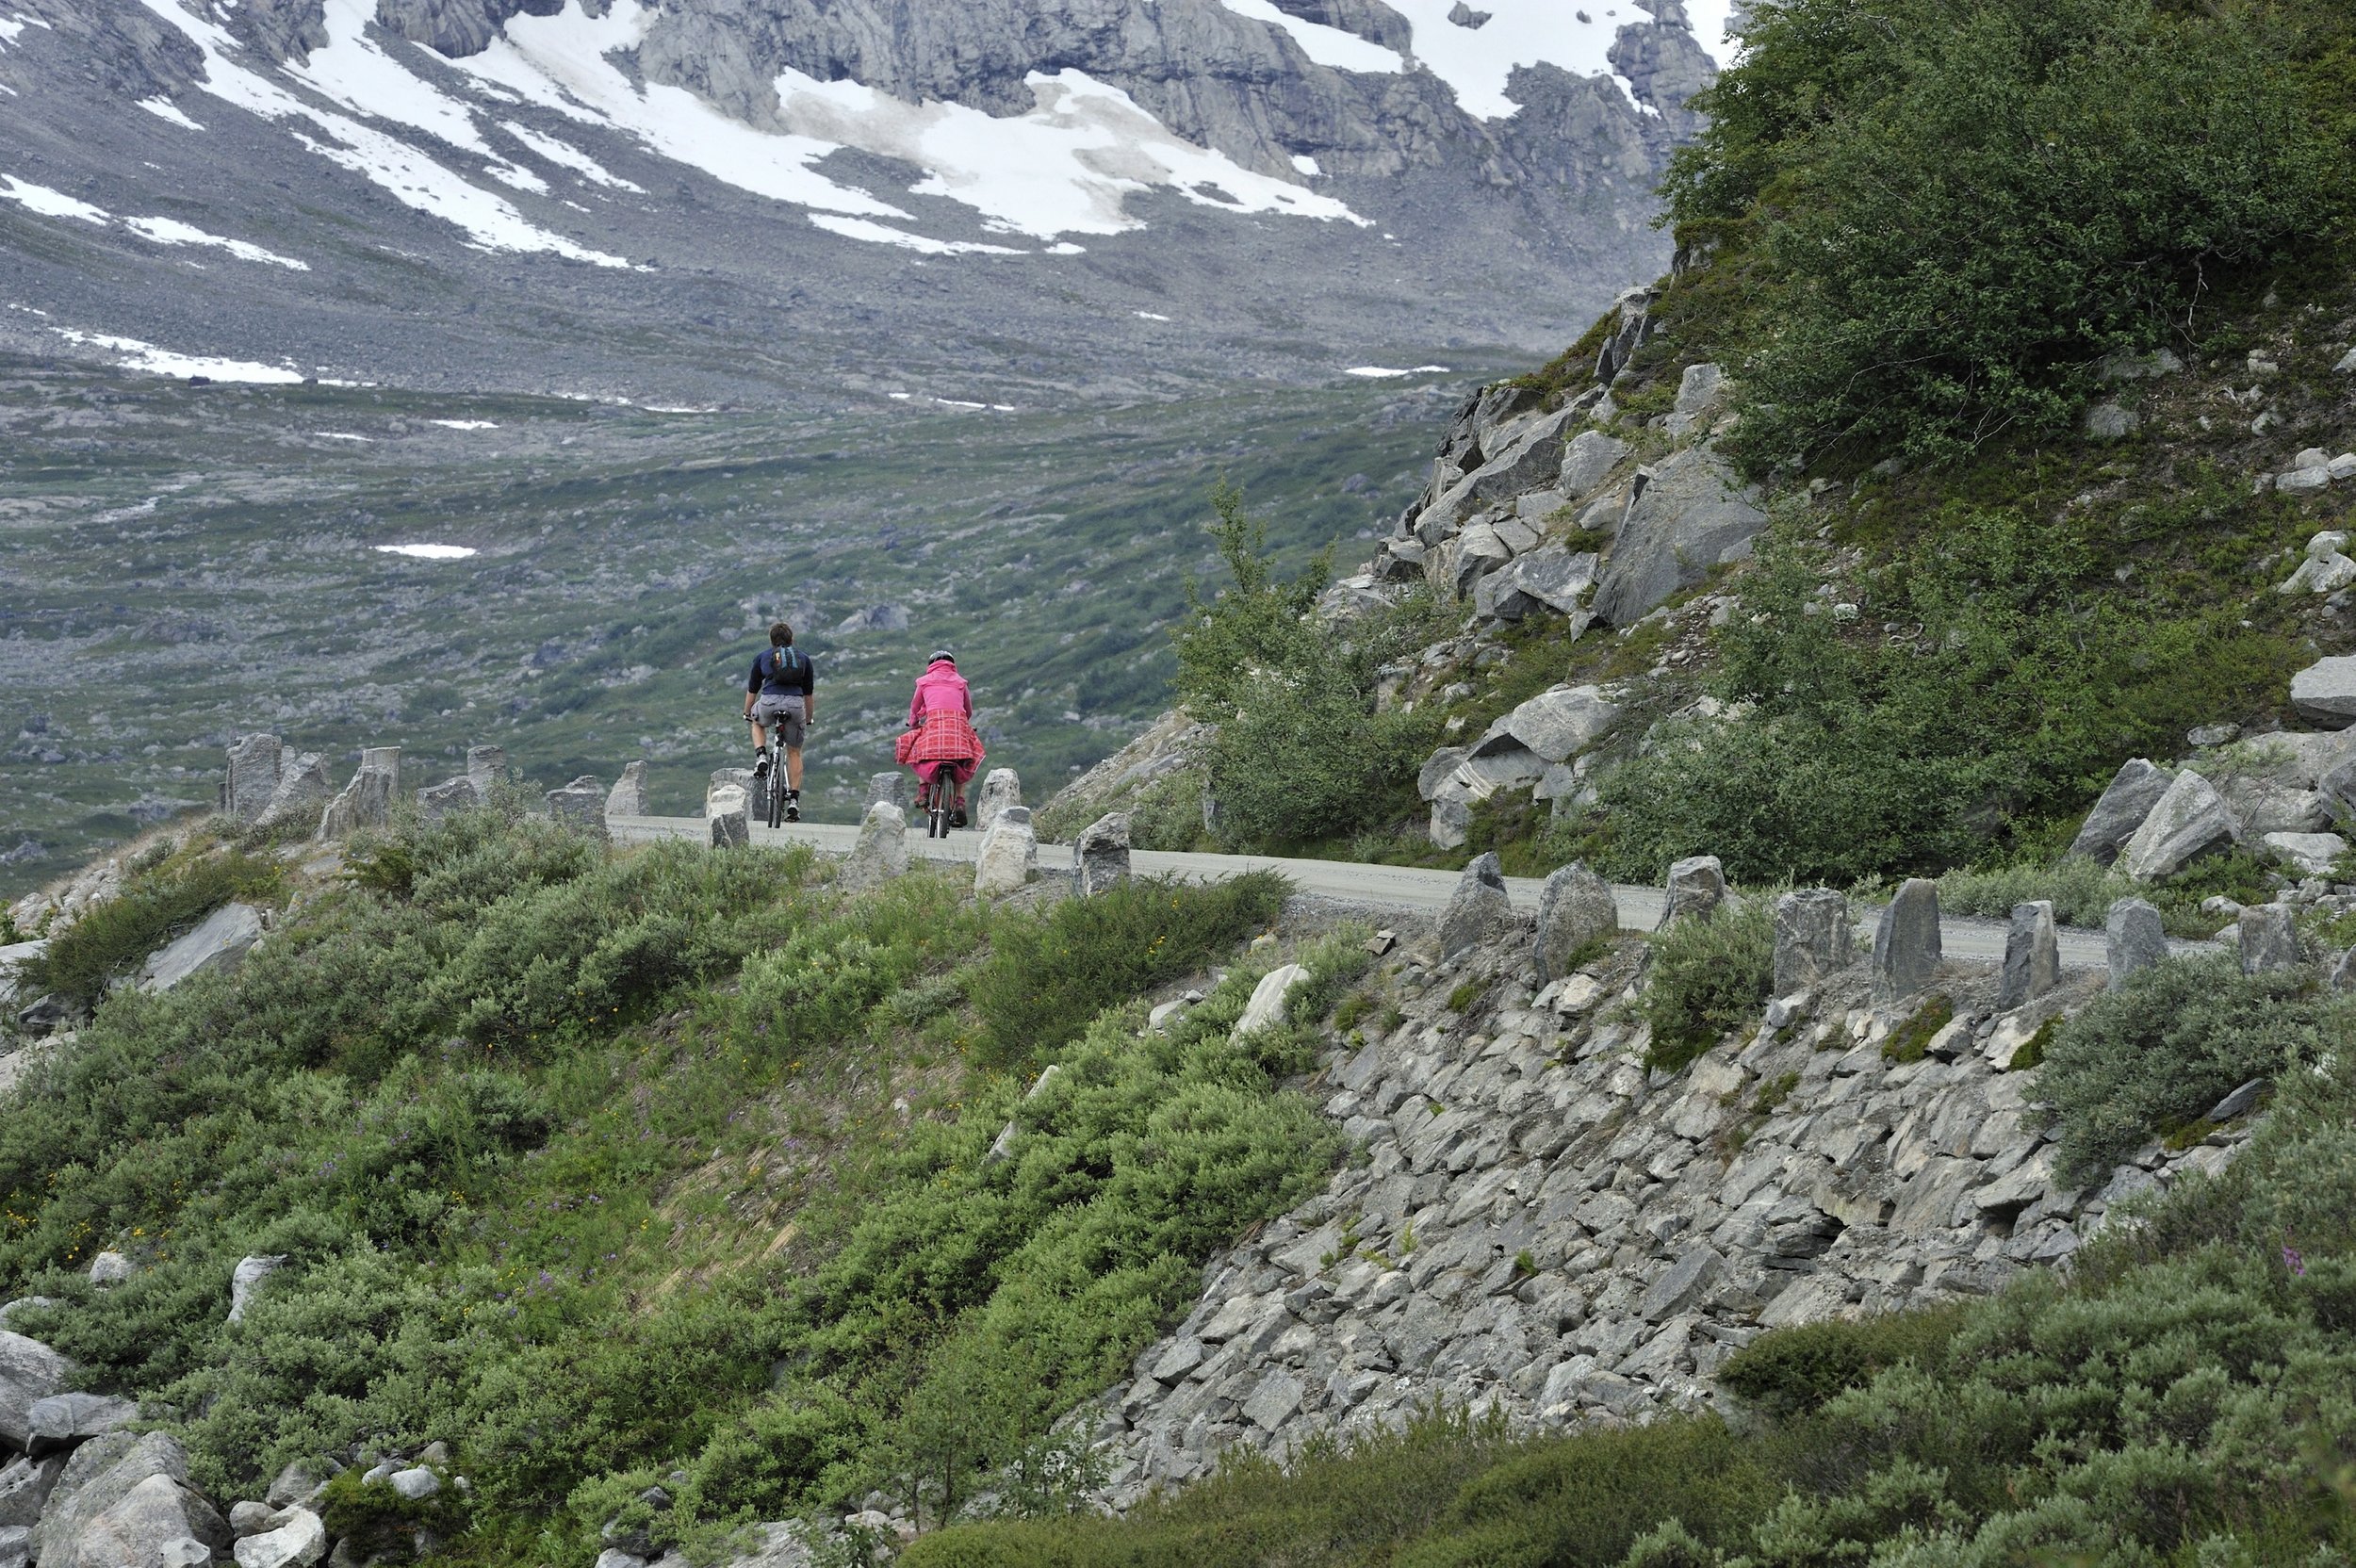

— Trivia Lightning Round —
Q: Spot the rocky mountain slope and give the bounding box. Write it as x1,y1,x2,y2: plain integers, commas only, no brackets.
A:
0,0,1725,403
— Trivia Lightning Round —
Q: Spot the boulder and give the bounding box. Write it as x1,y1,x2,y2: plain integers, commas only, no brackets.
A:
0,943,46,1009
2104,898,2168,986
2067,759,2173,863
0,1457,63,1529
32,1432,190,1565
2321,754,2356,821
705,768,755,817
1489,686,1619,764
1662,362,1726,441
138,904,265,994
387,1468,439,1501
1416,747,1470,803
1772,890,1852,995
973,808,1037,899
262,1465,323,1512
1590,446,1768,626
231,1509,324,1568
605,762,650,819
227,1255,286,1324
2215,773,2330,836
1439,853,1515,960
1558,430,1628,501
465,746,507,792
841,803,908,891
2263,831,2347,876
413,778,479,821
315,748,400,841
2119,771,2237,880
28,1395,138,1447
546,777,608,839
257,754,330,830
1438,523,1513,599
2083,401,2139,440
1073,813,1132,897
2238,904,2301,975
221,735,283,824
2292,656,2356,728
1535,864,1618,979
973,769,1023,832
706,786,750,851
865,772,908,813
1657,856,1725,928
1637,1245,1724,1321
1871,879,1941,1004
0,1335,71,1450
1235,965,1309,1036
1996,902,2060,1012
67,1472,230,1568
1497,546,1598,618
1428,794,1471,852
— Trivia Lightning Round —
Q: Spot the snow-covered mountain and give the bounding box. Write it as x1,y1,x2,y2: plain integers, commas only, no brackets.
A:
0,0,1730,404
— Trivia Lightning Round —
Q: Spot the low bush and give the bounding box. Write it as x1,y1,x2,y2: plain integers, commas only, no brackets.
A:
1639,898,1774,1074
1935,857,2132,931
19,848,281,1005
965,872,1288,1072
1717,1306,1970,1419
2036,952,2354,1181
1879,994,1954,1065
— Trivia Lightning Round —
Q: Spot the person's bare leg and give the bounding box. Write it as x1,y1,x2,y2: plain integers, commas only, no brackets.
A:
785,747,804,792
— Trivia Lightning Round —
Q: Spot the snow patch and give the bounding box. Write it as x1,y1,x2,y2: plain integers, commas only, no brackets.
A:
0,13,50,48
123,216,308,270
317,432,373,441
429,418,499,430
1135,311,1171,321
809,214,1023,256
1346,364,1450,378
0,175,107,224
50,326,304,383
374,543,476,560
499,119,644,191
1380,0,1730,118
137,97,207,130
1290,154,1321,176
292,0,544,190
1215,0,1405,73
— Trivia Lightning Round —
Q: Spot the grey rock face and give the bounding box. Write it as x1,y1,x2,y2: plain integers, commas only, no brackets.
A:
2119,770,2236,880
2104,898,2168,986
2067,759,2173,863
973,808,1037,898
974,769,1023,832
1535,864,1617,979
1439,853,1514,959
842,803,909,891
1657,855,1724,927
1490,685,1619,764
137,903,264,993
0,1458,63,1530
2262,831,2346,876
1661,361,1724,440
1478,545,1598,623
2207,1079,2268,1122
1636,1245,1723,1321
222,734,283,824
32,1431,189,1566
1590,446,1768,626
546,776,609,839
2292,656,2356,727
414,777,479,821
466,746,508,792
2238,904,2300,974
227,1255,287,1324
1996,902,2060,1012
27,1395,138,1447
254,754,331,829
1428,794,1471,852
1772,889,1851,996
1871,879,1940,1004
706,785,751,851
605,761,650,819
1074,812,1132,896
316,748,400,841
67,1471,230,1568
1558,430,1628,501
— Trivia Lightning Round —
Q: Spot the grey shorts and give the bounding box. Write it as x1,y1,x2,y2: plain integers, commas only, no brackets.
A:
751,694,806,749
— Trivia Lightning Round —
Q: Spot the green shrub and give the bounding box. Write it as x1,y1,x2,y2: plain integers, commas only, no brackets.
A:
2036,952,2355,1181
966,872,1288,1072
318,1453,468,1555
1936,857,2133,931
1640,898,1774,1074
1879,995,1954,1066
19,850,281,1006
1718,1308,1971,1419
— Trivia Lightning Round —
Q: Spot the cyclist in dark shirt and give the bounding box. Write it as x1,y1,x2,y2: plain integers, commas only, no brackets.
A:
742,621,816,821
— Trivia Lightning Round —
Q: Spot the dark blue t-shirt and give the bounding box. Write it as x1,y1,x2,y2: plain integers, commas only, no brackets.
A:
748,646,815,698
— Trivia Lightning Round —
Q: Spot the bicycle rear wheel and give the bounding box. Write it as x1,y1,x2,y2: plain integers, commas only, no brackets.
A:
765,748,784,829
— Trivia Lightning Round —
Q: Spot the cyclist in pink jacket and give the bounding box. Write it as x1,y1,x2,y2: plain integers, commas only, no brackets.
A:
899,650,985,825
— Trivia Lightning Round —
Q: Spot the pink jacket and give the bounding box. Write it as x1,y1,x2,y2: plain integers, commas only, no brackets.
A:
908,661,972,727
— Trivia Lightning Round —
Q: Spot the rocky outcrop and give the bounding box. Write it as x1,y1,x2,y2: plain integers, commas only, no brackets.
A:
316,749,401,842
136,904,265,993
1588,446,1768,627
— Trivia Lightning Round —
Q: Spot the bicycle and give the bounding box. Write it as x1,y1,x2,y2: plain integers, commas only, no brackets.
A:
915,764,971,840
744,715,800,827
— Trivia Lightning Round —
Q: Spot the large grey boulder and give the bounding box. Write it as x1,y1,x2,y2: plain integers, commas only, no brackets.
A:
706,785,750,851
2291,656,2356,727
32,1432,189,1565
1436,522,1514,599
1558,430,1628,501
2216,773,2331,836
1662,362,1726,441
1235,965,1309,1036
465,746,507,792
546,777,609,840
231,1508,324,1568
2239,905,2301,975
605,762,650,819
1590,446,1769,626
865,772,909,813
706,768,755,817
1073,813,1132,896
973,769,1023,832
1535,864,1617,980
2119,770,2236,880
255,755,331,829
1997,902,2060,1012
227,1255,286,1324
841,803,909,892
0,1457,63,1528
1656,856,1725,928
66,1472,230,1568
2104,898,2168,986
413,777,479,821
1423,409,1580,534
0,943,46,1009
2263,831,2348,876
139,904,265,993
1871,879,1941,1004
973,808,1037,899
1772,890,1852,995
1439,853,1515,960
2068,759,2173,863
1488,545,1598,621
316,748,400,841
222,735,283,824
28,1395,138,1448
1485,686,1619,765
1428,794,1471,852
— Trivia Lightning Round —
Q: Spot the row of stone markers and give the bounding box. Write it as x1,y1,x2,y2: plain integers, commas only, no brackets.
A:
220,736,638,845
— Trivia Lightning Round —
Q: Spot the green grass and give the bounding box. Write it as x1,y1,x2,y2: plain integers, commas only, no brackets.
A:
1879,995,1955,1065
18,842,282,1006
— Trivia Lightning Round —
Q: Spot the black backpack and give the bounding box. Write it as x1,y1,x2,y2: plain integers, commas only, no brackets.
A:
767,647,806,688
